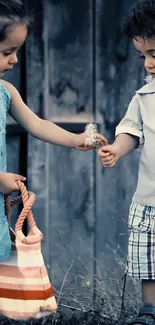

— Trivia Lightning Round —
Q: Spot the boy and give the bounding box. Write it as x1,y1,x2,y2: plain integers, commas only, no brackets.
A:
98,0,155,324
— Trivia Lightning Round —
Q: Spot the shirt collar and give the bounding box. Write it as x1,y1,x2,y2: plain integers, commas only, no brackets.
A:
136,78,155,94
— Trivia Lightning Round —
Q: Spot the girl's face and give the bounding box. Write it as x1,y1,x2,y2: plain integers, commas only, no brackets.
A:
0,23,27,76
133,36,155,77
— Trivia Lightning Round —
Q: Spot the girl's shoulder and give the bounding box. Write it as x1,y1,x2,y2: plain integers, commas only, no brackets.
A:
0,80,12,111
0,79,12,101
0,80,21,101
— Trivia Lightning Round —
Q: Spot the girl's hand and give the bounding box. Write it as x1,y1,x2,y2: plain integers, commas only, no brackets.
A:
98,144,120,167
0,172,26,194
74,133,108,151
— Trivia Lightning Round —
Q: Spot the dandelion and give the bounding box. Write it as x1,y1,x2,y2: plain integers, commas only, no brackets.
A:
84,123,103,148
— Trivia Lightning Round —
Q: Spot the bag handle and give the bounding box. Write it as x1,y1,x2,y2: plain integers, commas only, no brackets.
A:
5,180,43,245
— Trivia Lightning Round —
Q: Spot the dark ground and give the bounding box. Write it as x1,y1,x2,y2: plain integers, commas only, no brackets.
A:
0,311,132,325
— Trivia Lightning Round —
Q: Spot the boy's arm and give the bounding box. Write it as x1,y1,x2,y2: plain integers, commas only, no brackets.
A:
99,93,143,167
98,133,139,167
113,133,139,158
3,81,107,149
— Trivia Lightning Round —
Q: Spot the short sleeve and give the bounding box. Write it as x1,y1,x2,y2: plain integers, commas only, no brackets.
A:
115,95,144,146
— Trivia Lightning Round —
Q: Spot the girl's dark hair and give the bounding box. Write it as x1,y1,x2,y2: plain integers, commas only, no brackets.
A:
0,0,32,41
123,0,155,38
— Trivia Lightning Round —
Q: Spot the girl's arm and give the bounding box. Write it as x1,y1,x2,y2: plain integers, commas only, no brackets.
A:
3,80,107,149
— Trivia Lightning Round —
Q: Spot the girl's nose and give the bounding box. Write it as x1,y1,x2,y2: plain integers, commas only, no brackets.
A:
9,53,18,65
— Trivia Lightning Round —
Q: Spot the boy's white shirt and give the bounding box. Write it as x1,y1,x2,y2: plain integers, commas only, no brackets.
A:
116,77,155,206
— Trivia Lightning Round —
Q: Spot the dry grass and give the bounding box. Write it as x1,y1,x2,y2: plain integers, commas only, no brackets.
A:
0,239,141,324
0,311,129,325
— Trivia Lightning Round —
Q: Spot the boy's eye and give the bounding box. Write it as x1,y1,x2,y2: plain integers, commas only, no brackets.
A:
3,52,12,56
139,55,145,59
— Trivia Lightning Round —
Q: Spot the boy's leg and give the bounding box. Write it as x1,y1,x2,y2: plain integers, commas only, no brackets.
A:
127,281,155,324
142,280,155,304
127,203,155,324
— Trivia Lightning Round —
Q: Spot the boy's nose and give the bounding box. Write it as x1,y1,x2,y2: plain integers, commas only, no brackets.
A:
144,58,154,70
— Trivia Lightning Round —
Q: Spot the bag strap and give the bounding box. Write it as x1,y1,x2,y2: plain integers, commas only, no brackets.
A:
5,180,43,244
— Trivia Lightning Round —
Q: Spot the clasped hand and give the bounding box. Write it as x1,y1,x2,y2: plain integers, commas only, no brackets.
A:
98,144,120,167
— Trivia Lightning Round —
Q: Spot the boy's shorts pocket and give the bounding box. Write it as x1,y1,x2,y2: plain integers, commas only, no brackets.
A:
128,202,155,233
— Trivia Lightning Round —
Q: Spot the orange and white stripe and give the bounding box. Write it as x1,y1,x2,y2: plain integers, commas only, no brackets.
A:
0,244,57,319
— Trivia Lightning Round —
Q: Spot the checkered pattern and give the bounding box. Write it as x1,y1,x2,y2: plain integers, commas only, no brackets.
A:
127,202,155,279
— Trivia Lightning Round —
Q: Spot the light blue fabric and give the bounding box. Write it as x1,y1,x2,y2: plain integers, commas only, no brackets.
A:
116,77,155,207
0,82,11,259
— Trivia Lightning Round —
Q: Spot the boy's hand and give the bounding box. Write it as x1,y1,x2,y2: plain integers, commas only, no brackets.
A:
98,144,120,167
75,133,108,151
0,172,26,194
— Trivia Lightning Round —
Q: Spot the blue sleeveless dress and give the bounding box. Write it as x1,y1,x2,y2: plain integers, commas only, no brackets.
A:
0,83,12,259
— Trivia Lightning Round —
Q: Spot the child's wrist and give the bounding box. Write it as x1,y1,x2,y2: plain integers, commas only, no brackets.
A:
72,133,79,148
72,133,86,148
112,143,121,160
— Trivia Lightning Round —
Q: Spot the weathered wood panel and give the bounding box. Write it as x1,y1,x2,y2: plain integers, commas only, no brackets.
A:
48,147,95,305
5,49,24,229
26,0,96,306
6,136,20,228
46,0,94,122
25,0,48,259
45,1,95,305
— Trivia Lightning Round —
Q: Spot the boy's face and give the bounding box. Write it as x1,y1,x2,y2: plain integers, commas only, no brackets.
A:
133,37,155,77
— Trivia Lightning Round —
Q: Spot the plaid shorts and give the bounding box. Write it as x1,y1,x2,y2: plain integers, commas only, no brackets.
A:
127,202,155,279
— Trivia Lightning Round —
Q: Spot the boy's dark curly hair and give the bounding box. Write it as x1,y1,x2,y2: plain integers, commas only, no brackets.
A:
123,0,155,38
0,0,32,41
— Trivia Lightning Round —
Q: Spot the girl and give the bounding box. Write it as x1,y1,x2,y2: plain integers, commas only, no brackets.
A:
0,0,107,260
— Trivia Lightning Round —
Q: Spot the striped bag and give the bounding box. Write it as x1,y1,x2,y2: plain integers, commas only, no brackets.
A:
0,180,57,320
